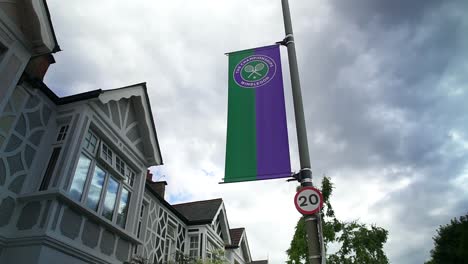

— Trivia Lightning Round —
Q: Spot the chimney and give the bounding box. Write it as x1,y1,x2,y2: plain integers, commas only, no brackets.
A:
146,170,153,182
146,170,167,199
151,181,167,199
25,54,55,81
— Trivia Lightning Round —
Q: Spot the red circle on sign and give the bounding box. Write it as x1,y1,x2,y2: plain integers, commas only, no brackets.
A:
294,186,324,215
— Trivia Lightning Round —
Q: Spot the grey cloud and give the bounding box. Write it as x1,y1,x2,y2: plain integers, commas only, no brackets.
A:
296,0,467,170
329,0,446,27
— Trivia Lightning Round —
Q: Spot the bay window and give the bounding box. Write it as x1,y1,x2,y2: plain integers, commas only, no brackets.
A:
69,130,136,229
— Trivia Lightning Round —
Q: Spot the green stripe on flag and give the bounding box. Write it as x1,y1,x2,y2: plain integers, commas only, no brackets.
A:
225,50,257,182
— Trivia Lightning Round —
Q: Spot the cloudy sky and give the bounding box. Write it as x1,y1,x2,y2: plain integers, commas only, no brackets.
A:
45,0,468,263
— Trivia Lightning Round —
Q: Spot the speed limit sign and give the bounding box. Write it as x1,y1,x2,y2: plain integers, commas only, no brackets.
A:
294,187,323,215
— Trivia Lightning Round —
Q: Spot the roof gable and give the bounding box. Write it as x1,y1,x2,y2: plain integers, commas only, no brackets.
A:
31,79,163,167
93,83,162,166
213,205,231,244
172,198,222,224
229,228,245,247
226,227,252,262
241,237,252,263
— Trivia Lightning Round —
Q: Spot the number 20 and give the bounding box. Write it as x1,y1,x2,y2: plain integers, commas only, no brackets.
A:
299,194,318,207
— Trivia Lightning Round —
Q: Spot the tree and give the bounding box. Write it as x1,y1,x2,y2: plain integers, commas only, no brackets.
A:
425,213,468,264
286,176,389,264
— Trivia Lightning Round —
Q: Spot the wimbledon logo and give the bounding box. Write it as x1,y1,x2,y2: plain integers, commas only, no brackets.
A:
233,55,277,88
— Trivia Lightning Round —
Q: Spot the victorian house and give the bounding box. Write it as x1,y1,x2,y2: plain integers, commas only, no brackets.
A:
0,1,266,264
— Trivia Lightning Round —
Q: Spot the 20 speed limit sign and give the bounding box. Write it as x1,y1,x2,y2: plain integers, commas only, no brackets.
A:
294,187,324,215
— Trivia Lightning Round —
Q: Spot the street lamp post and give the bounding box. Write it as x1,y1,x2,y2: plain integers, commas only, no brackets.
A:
280,0,324,263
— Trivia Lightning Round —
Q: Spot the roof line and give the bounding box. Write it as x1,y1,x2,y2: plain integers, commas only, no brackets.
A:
145,183,189,224
141,83,164,165
172,198,223,207
230,227,245,231
22,73,102,104
42,0,61,53
104,82,148,91
145,183,214,225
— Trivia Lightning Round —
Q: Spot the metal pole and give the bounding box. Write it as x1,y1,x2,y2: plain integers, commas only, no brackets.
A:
280,0,323,263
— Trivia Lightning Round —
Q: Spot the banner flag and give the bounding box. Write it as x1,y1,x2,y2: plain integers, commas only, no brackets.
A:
224,44,291,183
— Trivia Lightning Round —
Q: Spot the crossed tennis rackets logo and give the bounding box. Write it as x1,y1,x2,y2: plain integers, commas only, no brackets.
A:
244,62,266,79
233,54,276,88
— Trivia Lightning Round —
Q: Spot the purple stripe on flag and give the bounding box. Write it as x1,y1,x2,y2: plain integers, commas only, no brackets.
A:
255,46,291,180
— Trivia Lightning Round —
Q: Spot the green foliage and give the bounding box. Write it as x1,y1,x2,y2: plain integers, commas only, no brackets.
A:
125,250,229,264
124,255,150,264
195,249,230,264
425,213,468,264
286,217,309,264
286,176,389,264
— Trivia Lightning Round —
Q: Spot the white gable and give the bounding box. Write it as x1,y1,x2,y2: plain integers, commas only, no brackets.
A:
92,83,162,166
211,202,232,245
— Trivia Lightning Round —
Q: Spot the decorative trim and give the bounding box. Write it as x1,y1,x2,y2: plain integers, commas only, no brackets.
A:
89,109,144,170
0,234,111,264
17,189,142,244
61,115,88,190
0,11,31,50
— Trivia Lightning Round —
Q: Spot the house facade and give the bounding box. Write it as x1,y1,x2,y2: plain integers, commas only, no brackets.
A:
0,1,266,264
141,179,255,264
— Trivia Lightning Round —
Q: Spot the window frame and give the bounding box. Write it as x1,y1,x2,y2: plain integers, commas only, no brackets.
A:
136,202,146,238
83,162,107,212
188,235,199,259
39,147,62,191
206,239,221,261
97,140,136,188
68,129,136,229
100,174,120,220
164,221,178,262
56,124,70,142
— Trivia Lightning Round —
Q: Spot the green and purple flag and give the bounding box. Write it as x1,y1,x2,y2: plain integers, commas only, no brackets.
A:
224,45,291,183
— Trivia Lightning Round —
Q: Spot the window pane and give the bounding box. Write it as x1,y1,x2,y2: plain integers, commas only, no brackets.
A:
102,144,113,164
69,155,91,201
189,236,199,258
140,204,145,218
125,168,135,187
137,221,142,238
86,166,106,211
84,131,98,154
57,125,69,142
116,156,125,175
117,188,130,228
102,176,119,220
90,134,97,148
165,239,173,261
167,224,175,239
